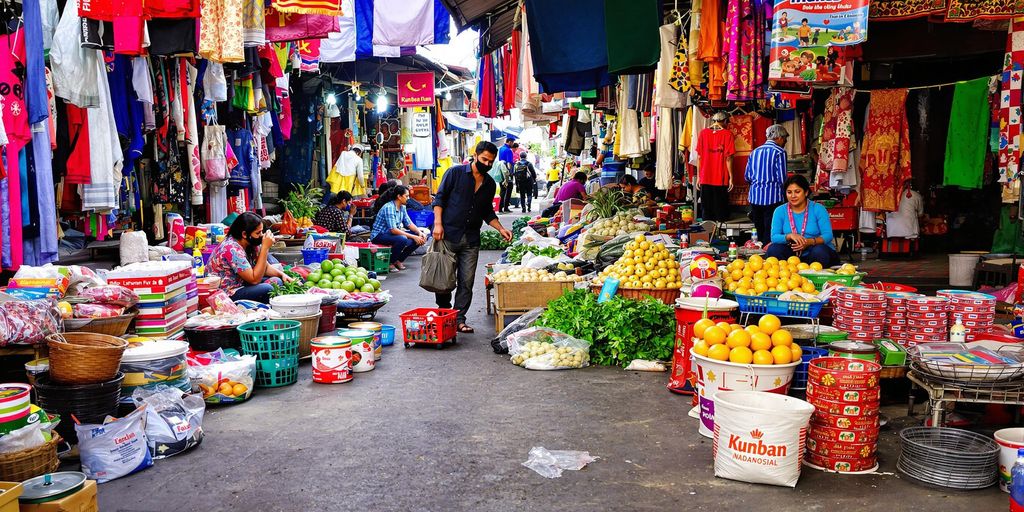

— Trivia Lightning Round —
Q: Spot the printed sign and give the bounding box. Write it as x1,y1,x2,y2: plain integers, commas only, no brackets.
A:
412,112,431,137
768,0,868,85
397,72,435,107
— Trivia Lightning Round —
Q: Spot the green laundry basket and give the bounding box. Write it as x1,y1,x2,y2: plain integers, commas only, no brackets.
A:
238,320,301,387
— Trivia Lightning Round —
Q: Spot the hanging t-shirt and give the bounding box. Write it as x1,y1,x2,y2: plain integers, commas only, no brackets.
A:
698,0,721,61
695,127,736,186
944,77,989,190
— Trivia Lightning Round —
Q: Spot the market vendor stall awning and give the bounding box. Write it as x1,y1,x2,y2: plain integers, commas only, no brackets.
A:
443,112,481,131
439,0,518,54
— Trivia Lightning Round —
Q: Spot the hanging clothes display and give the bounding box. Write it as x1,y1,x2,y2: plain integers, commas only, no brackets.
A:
604,0,660,75
198,0,245,63
523,0,613,93
944,77,991,190
859,89,912,212
655,24,687,108
816,87,856,190
999,18,1024,183
723,0,765,101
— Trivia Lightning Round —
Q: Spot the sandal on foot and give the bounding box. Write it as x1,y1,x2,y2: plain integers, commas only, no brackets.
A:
457,324,475,333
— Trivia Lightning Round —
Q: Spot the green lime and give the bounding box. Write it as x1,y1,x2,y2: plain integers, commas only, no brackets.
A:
320,260,334,273
341,281,356,292
360,283,375,292
330,268,344,277
307,272,322,283
317,279,333,288
369,279,380,290
333,275,345,283
352,276,366,288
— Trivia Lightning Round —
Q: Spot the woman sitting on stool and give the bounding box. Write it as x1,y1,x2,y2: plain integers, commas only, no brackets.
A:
766,175,840,267
370,185,426,272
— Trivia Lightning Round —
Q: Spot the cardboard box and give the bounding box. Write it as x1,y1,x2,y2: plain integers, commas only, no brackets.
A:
20,479,97,512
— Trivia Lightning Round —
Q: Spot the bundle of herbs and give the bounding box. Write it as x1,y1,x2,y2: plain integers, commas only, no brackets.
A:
536,289,674,367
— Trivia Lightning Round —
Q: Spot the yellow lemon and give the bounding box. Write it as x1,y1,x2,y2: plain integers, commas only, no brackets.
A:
726,329,752,348
704,326,728,345
730,269,743,281
729,346,754,364
766,277,779,288
810,262,824,271
801,282,816,293
787,256,801,266
758,314,781,335
745,324,762,335
750,332,773,351
754,282,769,294
753,349,775,365
765,256,779,265
708,344,731,361
797,262,810,271
791,344,803,362
749,259,763,272
771,345,793,365
694,318,716,338
771,329,794,347
716,321,732,332
736,288,751,296
692,340,710,357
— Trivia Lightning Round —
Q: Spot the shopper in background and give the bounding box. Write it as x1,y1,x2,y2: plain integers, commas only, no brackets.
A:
313,191,353,235
637,163,663,200
746,124,790,241
513,151,537,213
497,138,515,213
546,161,562,191
370,185,427,272
208,212,293,303
432,141,514,333
327,144,365,196
767,175,839,266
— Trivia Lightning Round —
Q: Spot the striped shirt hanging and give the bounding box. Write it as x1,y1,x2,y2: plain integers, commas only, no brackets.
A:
744,141,788,206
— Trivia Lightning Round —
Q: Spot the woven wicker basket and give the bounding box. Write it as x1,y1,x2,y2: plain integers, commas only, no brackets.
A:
590,285,681,305
0,434,60,481
62,309,138,337
46,332,127,385
295,312,322,358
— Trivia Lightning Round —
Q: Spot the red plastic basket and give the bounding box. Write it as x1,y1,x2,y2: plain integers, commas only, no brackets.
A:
865,282,918,293
399,308,458,347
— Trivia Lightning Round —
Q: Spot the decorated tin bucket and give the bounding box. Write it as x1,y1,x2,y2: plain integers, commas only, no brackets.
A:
310,336,353,384
338,329,375,373
348,322,383,361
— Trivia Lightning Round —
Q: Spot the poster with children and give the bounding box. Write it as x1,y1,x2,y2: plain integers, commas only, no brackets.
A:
768,0,868,85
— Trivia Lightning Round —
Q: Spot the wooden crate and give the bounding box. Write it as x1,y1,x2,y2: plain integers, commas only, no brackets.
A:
494,281,575,311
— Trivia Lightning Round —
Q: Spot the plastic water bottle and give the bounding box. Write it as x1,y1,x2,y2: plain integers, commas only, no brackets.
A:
751,228,759,245
950,314,966,343
1010,448,1024,511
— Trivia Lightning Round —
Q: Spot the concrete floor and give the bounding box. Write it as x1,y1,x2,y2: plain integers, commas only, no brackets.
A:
95,243,1009,510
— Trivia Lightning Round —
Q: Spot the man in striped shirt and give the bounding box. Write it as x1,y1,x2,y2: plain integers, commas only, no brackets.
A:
745,124,790,243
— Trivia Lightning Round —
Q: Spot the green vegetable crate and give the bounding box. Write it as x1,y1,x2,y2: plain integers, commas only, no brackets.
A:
350,242,390,274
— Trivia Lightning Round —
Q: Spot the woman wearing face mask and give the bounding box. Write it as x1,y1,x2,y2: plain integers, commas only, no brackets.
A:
208,212,294,303
370,185,427,272
766,175,840,267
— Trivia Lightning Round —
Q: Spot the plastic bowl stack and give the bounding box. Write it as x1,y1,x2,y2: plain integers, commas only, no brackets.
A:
905,296,950,346
832,288,887,343
937,290,997,341
884,292,923,348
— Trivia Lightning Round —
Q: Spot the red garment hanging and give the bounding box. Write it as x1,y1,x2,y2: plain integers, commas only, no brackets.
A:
502,30,520,113
479,53,497,118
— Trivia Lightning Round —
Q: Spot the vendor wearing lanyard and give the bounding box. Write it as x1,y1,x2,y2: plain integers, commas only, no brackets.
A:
766,175,840,267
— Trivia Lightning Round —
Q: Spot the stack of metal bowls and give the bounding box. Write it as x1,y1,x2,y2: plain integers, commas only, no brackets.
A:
898,427,999,490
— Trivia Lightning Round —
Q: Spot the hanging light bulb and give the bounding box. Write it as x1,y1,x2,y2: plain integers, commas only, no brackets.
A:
444,90,453,101
375,87,388,113
326,93,337,105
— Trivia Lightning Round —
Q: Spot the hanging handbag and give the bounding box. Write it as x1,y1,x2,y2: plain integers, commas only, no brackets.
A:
419,239,457,293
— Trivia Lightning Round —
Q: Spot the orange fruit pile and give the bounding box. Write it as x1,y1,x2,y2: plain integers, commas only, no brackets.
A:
692,314,801,365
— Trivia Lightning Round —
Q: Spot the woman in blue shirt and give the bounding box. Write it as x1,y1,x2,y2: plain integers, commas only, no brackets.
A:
370,185,426,271
766,175,840,267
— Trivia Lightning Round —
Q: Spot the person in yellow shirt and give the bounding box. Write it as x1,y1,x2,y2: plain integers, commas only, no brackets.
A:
546,162,561,192
798,19,811,46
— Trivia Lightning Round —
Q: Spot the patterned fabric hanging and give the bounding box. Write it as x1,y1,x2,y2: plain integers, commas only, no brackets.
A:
816,87,856,190
668,25,690,93
859,89,912,212
998,18,1024,184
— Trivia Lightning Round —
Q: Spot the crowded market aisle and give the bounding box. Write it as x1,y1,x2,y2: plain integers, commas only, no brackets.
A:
94,247,1004,511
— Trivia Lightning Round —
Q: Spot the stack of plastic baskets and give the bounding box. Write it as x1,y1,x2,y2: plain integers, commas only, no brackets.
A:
238,320,301,387
791,346,830,391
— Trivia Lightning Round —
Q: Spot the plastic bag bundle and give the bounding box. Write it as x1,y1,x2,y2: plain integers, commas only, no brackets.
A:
78,285,139,307
73,303,125,318
76,407,153,483
132,386,205,459
522,447,598,478
187,349,257,404
120,231,150,266
507,327,591,370
0,299,62,346
491,307,544,354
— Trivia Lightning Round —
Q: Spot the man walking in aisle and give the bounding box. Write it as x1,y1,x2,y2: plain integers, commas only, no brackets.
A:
745,124,789,243
513,151,537,213
497,138,515,212
432,141,513,334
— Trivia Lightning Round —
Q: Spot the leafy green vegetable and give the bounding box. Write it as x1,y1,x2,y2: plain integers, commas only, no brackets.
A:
282,181,324,220
506,244,564,264
269,270,309,298
480,230,511,250
511,216,531,241
584,188,627,222
536,289,675,367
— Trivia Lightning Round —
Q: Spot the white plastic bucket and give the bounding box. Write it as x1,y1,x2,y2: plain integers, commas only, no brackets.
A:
712,390,815,487
693,353,800,438
948,253,981,287
995,428,1024,492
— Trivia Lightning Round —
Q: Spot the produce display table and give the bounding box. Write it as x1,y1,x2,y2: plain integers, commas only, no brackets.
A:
907,371,1024,427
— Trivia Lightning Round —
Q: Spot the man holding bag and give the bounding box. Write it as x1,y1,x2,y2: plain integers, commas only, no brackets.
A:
428,141,513,334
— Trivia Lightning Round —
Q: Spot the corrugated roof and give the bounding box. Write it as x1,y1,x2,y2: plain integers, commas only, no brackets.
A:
440,0,518,54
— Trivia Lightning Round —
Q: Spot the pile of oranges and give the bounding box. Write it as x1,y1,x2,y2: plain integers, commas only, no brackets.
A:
692,313,801,365
722,255,820,296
